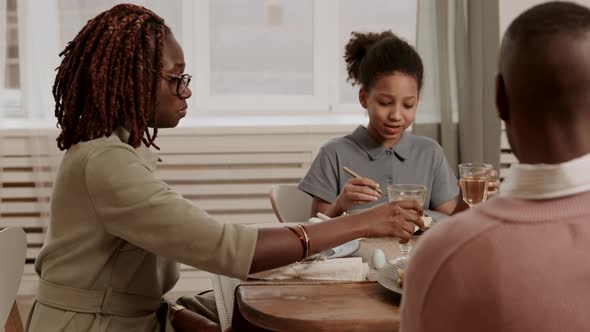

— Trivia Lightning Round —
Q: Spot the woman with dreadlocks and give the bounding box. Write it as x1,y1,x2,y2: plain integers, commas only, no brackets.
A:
28,4,425,332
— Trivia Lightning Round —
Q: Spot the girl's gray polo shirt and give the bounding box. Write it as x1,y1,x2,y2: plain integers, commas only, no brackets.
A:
298,125,459,210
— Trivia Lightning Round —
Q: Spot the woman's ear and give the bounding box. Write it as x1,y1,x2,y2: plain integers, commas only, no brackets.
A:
359,88,368,109
496,74,509,122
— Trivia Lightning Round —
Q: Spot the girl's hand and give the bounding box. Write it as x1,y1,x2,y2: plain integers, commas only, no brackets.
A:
359,200,424,243
334,177,382,213
458,169,500,198
487,169,500,197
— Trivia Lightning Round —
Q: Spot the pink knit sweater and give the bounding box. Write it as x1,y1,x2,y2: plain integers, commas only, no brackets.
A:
400,191,590,332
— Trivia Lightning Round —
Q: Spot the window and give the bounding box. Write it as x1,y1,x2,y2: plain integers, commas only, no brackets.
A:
338,0,417,105
1,0,418,121
193,0,418,114
0,0,21,117
210,0,314,96
57,0,184,47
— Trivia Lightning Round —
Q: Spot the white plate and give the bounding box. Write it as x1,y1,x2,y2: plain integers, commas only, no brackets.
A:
317,239,360,259
376,260,406,294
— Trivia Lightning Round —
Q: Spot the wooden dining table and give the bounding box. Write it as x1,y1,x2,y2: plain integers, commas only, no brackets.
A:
233,281,402,332
214,212,449,332
216,237,407,332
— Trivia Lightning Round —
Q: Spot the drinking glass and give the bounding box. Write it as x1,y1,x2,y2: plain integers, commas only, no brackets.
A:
458,163,493,207
387,184,426,265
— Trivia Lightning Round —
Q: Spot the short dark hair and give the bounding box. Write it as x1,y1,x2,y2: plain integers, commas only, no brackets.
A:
53,4,171,150
344,30,423,91
505,1,590,44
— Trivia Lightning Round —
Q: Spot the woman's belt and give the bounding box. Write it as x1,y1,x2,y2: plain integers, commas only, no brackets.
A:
36,278,163,317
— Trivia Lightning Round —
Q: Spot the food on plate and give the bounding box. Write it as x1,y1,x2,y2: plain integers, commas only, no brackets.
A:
422,215,433,228
371,248,386,270
413,215,433,235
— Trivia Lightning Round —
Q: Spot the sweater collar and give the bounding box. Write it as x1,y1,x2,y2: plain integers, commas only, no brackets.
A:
500,152,590,200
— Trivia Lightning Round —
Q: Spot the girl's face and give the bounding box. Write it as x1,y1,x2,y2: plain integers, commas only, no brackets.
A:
359,72,419,148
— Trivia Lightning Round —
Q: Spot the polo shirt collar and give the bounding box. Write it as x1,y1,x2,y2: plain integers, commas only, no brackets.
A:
349,125,410,161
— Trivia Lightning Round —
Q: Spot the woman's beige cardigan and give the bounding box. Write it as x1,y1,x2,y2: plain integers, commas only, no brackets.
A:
26,128,257,331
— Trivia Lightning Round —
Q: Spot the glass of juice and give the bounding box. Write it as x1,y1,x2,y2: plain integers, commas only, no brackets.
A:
387,184,426,265
458,163,493,207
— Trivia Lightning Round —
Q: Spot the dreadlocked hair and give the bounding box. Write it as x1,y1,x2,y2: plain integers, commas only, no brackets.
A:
53,3,171,150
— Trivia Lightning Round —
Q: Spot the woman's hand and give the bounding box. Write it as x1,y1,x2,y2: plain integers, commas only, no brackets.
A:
333,178,382,214
171,309,220,332
252,199,424,273
359,200,424,243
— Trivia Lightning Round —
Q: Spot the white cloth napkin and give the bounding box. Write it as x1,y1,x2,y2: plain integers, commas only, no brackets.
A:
249,257,369,281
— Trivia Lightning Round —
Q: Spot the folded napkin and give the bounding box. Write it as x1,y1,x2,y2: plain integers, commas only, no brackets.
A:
249,257,369,281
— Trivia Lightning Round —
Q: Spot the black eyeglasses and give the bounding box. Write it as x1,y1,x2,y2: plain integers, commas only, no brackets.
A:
161,72,192,95
151,69,192,95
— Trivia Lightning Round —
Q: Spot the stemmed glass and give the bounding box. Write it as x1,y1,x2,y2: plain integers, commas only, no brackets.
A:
458,163,493,208
387,184,426,266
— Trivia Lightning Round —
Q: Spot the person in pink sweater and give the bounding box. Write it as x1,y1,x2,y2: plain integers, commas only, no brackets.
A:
400,2,590,332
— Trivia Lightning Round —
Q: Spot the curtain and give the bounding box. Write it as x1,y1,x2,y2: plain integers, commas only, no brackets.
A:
0,0,4,220
0,0,5,90
416,0,501,171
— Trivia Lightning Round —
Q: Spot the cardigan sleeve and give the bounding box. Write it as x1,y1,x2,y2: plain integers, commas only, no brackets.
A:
84,144,257,280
